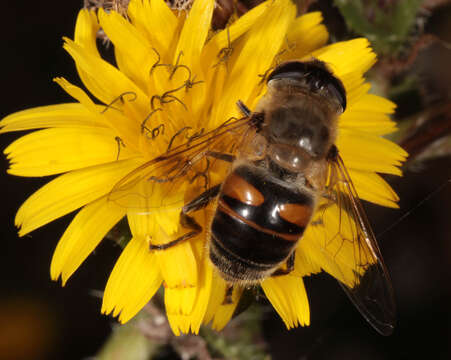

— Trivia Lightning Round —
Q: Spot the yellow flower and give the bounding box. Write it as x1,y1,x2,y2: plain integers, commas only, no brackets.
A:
1,0,407,335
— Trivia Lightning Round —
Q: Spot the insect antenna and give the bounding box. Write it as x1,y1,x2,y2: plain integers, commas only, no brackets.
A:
166,126,193,152
186,128,206,147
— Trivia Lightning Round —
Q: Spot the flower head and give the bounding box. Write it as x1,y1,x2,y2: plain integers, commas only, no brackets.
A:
1,0,407,334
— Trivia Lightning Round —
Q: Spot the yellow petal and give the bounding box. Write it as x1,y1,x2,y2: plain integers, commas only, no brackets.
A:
337,128,408,175
98,9,157,94
154,228,198,289
165,285,197,327
128,0,177,54
166,255,213,335
16,158,142,236
346,82,372,108
340,92,398,134
102,236,163,323
50,196,126,285
214,0,296,124
73,10,108,105
5,127,136,176
279,12,329,61
203,271,243,331
340,109,397,136
312,38,376,78
350,170,400,208
74,9,100,62
53,77,100,114
350,93,396,114
293,244,323,278
63,37,149,112
0,104,105,133
261,275,310,329
54,77,141,153
196,2,269,123
125,180,198,290
202,2,268,66
174,0,215,73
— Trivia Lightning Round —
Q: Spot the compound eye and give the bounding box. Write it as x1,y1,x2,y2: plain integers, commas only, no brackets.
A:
267,61,307,82
268,60,347,112
327,80,346,112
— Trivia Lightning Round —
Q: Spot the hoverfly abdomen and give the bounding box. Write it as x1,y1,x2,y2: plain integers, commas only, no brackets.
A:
209,164,315,283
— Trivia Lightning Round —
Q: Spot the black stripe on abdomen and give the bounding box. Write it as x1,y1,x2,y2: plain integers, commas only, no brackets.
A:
210,206,296,266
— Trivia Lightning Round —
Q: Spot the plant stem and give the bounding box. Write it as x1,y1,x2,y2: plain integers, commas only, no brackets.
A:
96,313,160,360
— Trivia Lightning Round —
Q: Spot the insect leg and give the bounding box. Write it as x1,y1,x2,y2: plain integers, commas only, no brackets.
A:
271,252,296,277
236,100,265,130
149,185,221,251
237,100,251,116
149,213,201,251
222,283,234,305
182,184,221,213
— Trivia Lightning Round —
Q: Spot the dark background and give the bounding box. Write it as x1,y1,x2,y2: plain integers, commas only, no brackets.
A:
1,1,451,359
0,2,118,359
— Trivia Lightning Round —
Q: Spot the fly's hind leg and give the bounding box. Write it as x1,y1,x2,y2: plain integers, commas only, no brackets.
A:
149,213,201,250
149,184,221,251
222,284,235,305
148,147,235,252
271,252,296,277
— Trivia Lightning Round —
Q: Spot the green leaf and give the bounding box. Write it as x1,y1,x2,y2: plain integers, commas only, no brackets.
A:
334,0,423,54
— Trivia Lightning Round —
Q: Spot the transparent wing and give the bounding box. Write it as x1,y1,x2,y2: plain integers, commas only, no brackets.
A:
108,116,256,213
309,151,396,335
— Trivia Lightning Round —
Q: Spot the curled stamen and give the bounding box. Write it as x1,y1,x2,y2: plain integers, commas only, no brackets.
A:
169,51,185,80
170,63,191,81
157,94,187,110
274,49,287,65
150,47,171,75
274,39,294,66
258,66,275,85
214,27,233,68
149,52,204,112
284,35,296,53
101,91,137,114
151,124,165,140
114,136,126,161
166,126,193,152
151,84,188,111
186,128,205,147
141,108,162,134
169,52,204,91
183,75,204,92
189,157,211,189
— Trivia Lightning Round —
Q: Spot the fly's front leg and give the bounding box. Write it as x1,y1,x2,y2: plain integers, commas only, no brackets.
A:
149,184,221,251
